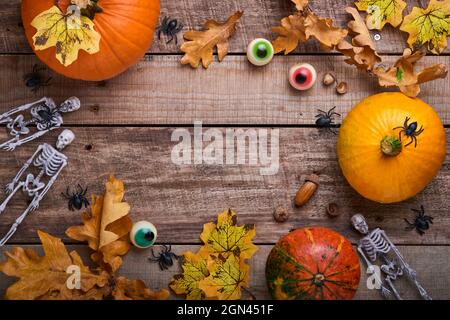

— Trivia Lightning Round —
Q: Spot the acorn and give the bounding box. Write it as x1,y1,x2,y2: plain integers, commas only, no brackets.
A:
323,72,336,86
294,174,319,207
336,81,348,95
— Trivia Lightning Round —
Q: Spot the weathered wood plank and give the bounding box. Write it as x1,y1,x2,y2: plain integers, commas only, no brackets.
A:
0,127,448,245
0,55,449,125
1,245,449,300
0,0,445,55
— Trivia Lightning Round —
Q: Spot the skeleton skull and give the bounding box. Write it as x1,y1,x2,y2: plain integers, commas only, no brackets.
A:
59,97,81,113
56,129,75,150
351,214,369,235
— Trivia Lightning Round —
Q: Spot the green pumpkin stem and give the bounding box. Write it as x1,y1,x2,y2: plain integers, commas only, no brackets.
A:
381,136,402,156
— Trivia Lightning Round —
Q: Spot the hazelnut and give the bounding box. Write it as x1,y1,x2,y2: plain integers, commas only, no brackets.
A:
274,206,289,222
336,81,348,95
326,203,340,217
294,174,319,207
323,72,336,86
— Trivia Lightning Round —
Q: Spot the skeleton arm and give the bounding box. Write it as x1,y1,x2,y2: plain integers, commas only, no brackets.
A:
5,145,44,194
0,129,52,151
0,97,50,122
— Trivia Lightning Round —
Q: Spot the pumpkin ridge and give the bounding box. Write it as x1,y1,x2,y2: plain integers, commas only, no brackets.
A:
274,246,315,276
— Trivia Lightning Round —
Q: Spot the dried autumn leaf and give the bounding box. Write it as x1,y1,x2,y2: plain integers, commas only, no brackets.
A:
198,254,250,300
373,48,448,97
291,0,309,11
180,11,243,68
355,0,407,29
0,231,109,300
272,14,307,54
304,11,348,50
272,11,347,53
198,209,258,260
336,7,381,71
31,5,100,66
66,176,132,273
400,0,450,54
169,251,210,300
112,277,170,300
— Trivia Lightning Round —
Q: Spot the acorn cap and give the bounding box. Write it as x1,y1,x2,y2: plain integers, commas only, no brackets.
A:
305,174,319,184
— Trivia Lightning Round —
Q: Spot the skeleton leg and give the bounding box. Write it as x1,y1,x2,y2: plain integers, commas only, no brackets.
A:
0,97,52,122
5,145,43,194
0,195,38,246
0,182,24,214
381,231,431,300
0,129,50,151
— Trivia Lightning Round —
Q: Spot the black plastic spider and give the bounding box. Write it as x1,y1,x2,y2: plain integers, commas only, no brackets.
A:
393,117,424,148
62,184,90,211
315,106,341,134
156,16,184,44
149,245,179,270
23,64,52,93
404,205,433,236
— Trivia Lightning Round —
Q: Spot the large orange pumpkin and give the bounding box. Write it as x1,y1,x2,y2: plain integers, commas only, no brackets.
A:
21,0,160,81
266,227,360,300
337,92,446,203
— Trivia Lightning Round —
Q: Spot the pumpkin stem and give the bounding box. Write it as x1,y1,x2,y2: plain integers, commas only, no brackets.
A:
381,136,402,156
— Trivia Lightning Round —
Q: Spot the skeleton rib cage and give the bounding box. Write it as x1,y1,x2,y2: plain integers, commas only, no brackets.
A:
361,228,391,262
34,144,68,177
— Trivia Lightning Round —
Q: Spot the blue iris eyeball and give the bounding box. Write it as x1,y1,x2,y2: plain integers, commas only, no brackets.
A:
130,221,158,249
247,38,274,66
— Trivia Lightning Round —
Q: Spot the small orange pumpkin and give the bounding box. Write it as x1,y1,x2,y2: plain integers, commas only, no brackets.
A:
337,92,446,203
21,0,160,81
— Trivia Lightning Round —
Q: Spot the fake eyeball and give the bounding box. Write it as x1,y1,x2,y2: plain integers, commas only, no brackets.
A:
130,221,158,249
247,38,274,66
288,63,317,91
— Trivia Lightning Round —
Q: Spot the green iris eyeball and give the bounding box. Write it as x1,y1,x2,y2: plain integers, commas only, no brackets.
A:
130,221,158,249
247,38,274,66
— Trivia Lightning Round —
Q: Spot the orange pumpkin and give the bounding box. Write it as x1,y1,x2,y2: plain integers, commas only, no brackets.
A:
21,0,160,81
266,227,360,300
337,92,446,203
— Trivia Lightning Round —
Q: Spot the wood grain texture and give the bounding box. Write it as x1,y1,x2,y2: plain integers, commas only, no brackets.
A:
1,0,447,55
1,244,449,300
0,55,449,125
0,127,448,245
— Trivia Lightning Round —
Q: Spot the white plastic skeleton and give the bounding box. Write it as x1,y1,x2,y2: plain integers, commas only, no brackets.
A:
0,130,75,246
351,214,431,300
0,97,80,151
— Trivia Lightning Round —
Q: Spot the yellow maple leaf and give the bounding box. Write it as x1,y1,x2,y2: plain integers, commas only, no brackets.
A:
291,0,309,11
199,209,258,260
66,176,132,273
169,251,210,300
31,5,101,66
0,231,110,300
355,0,407,29
400,0,450,54
198,254,250,300
180,11,243,68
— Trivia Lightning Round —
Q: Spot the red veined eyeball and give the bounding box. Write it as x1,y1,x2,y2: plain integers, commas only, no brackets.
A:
289,63,317,91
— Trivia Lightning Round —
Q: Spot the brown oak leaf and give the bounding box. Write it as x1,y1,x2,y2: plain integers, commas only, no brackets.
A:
66,176,132,273
272,14,307,54
180,11,243,68
304,11,348,50
112,277,170,300
0,231,109,300
373,48,448,97
336,7,381,71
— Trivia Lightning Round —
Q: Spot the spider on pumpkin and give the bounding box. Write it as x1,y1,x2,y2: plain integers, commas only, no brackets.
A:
393,117,424,148
156,16,184,45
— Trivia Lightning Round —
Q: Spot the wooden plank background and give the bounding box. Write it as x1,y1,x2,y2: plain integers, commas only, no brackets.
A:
0,0,449,300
